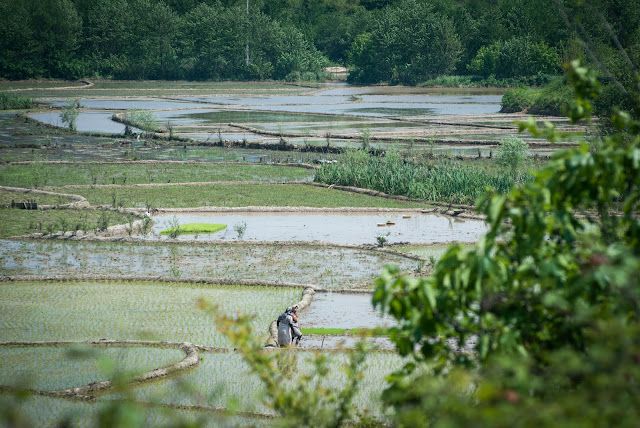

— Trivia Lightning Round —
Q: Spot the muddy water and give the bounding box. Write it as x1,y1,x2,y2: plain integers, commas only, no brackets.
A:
150,212,487,244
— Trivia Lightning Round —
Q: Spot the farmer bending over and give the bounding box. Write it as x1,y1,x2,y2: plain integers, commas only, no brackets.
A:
277,306,303,346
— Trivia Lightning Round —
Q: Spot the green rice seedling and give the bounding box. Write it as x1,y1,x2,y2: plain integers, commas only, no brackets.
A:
301,328,348,335
96,211,110,232
160,223,227,238
0,346,184,392
44,222,55,235
58,217,68,235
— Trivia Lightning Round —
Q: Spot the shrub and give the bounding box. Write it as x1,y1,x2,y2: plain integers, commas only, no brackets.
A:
495,136,529,175
468,37,561,78
60,99,80,131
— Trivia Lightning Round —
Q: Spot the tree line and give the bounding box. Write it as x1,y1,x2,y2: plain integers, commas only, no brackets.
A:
0,0,637,86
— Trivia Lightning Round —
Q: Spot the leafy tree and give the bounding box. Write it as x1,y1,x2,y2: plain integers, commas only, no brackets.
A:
61,99,81,131
467,36,561,78
349,0,461,84
373,60,640,423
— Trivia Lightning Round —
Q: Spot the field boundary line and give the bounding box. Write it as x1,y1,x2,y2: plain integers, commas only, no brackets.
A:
0,275,320,290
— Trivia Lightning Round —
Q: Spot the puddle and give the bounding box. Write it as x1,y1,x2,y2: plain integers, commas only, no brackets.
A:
150,212,487,244
29,112,142,134
300,292,393,329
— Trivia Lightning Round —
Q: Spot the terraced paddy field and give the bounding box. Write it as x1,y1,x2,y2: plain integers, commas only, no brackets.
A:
0,80,546,425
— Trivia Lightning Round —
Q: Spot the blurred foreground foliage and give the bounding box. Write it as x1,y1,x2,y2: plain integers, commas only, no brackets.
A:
373,60,640,426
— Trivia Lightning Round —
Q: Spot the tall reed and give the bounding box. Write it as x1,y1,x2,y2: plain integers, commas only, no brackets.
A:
315,150,525,205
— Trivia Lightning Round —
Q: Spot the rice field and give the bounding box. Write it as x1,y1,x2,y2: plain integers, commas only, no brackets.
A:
0,81,512,425
60,183,426,209
0,163,314,188
0,240,418,288
0,393,264,428
0,280,300,347
0,207,135,238
128,349,404,417
0,345,185,391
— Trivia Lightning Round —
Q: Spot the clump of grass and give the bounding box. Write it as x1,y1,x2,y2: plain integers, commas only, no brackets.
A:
160,223,227,237
233,221,247,239
0,92,34,109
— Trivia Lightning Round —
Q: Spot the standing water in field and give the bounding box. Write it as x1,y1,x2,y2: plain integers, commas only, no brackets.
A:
150,212,487,244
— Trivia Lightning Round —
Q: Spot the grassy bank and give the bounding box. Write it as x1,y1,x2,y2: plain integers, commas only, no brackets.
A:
315,150,529,206
60,183,426,209
0,163,314,188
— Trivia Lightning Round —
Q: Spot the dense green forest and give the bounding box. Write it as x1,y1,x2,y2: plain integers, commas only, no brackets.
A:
0,0,638,86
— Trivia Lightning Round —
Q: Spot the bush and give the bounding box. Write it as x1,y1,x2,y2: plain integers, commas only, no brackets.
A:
495,136,528,175
468,37,561,78
501,78,572,115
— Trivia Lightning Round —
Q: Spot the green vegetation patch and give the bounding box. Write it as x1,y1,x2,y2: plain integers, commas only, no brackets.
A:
302,328,347,335
500,78,572,115
0,208,134,238
160,223,226,236
0,163,313,188
315,150,528,205
65,183,426,209
0,93,34,110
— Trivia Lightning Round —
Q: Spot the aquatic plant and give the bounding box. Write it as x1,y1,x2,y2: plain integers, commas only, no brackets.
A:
233,221,247,239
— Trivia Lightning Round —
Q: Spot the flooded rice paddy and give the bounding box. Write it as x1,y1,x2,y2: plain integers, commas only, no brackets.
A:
30,84,586,155
0,239,419,289
300,292,392,329
151,212,487,244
